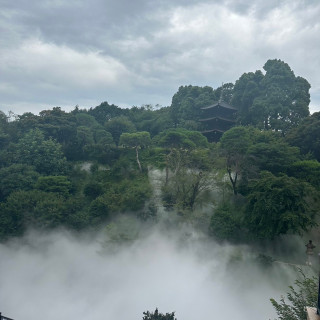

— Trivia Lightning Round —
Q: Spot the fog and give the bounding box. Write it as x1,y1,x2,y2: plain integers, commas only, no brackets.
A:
0,224,309,320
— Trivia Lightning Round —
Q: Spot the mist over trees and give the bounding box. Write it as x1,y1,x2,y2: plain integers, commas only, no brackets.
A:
0,58,319,245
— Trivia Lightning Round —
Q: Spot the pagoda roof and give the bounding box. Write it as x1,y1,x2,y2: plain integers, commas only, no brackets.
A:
202,129,225,134
201,101,237,111
199,116,236,123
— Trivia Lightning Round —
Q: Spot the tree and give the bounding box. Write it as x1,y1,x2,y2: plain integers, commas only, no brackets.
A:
119,131,151,172
232,59,310,133
0,190,67,237
271,271,318,320
104,116,136,144
0,111,9,149
35,176,72,198
162,168,210,210
15,128,67,175
286,112,320,161
75,126,95,159
88,101,126,125
244,171,319,239
143,308,177,320
170,85,216,127
232,70,264,125
288,160,320,190
209,203,241,241
220,126,252,195
0,164,40,201
247,140,300,175
156,129,210,210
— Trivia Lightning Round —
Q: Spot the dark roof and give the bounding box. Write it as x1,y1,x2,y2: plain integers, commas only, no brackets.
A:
201,101,237,111
199,116,236,123
201,129,225,133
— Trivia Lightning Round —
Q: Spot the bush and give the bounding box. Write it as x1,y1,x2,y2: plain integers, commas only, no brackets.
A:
270,271,318,320
209,203,241,241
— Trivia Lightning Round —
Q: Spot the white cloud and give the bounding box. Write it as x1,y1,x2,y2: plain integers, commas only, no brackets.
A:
1,40,131,89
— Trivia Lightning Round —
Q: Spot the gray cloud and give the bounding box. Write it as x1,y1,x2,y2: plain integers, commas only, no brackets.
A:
0,0,320,114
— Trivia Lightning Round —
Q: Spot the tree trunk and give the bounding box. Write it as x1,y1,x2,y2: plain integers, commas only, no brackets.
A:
136,146,142,172
227,168,238,195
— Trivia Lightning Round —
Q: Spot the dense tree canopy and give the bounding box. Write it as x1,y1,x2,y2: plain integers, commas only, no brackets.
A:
244,171,319,239
15,128,67,175
286,111,320,160
0,58,318,244
232,59,310,133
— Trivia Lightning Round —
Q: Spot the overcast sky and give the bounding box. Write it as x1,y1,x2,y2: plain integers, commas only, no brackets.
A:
1,0,320,115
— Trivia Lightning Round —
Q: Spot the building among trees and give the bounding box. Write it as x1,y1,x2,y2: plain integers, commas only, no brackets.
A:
199,100,237,142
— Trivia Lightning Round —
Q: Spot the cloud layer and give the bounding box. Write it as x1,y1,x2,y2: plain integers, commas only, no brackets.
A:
1,0,320,114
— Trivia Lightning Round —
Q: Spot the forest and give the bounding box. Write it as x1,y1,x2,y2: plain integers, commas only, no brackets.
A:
0,58,319,246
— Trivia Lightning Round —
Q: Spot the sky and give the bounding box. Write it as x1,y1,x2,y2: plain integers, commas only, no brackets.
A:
1,0,320,115
0,227,308,320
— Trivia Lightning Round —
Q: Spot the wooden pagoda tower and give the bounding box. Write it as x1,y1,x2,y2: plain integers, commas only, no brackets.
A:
199,100,237,142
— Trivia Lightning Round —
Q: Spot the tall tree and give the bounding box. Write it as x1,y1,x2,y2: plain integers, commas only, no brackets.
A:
88,101,126,125
15,128,67,175
170,85,216,128
119,131,151,172
105,116,136,144
232,59,310,133
220,126,252,195
244,171,319,239
286,112,320,161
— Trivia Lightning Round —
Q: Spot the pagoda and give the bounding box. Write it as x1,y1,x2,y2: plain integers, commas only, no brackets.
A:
199,100,237,142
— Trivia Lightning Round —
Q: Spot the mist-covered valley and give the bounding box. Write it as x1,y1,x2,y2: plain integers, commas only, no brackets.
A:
1,59,320,320
0,223,312,320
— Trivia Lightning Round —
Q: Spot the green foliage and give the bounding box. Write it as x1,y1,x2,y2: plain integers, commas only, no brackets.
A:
88,101,126,125
244,171,319,239
286,112,320,161
143,308,177,320
15,128,67,175
170,85,215,126
119,131,152,172
119,131,151,149
76,126,95,158
232,59,310,132
156,128,207,150
75,113,100,128
0,164,40,201
83,182,104,199
88,173,152,221
127,105,172,136
105,116,136,144
162,168,210,210
232,70,264,125
0,59,316,242
0,190,67,237
89,195,110,221
169,84,232,128
270,271,318,320
159,130,194,149
35,176,72,197
247,140,300,174
220,126,253,195
220,126,252,155
209,203,241,241
288,160,320,190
